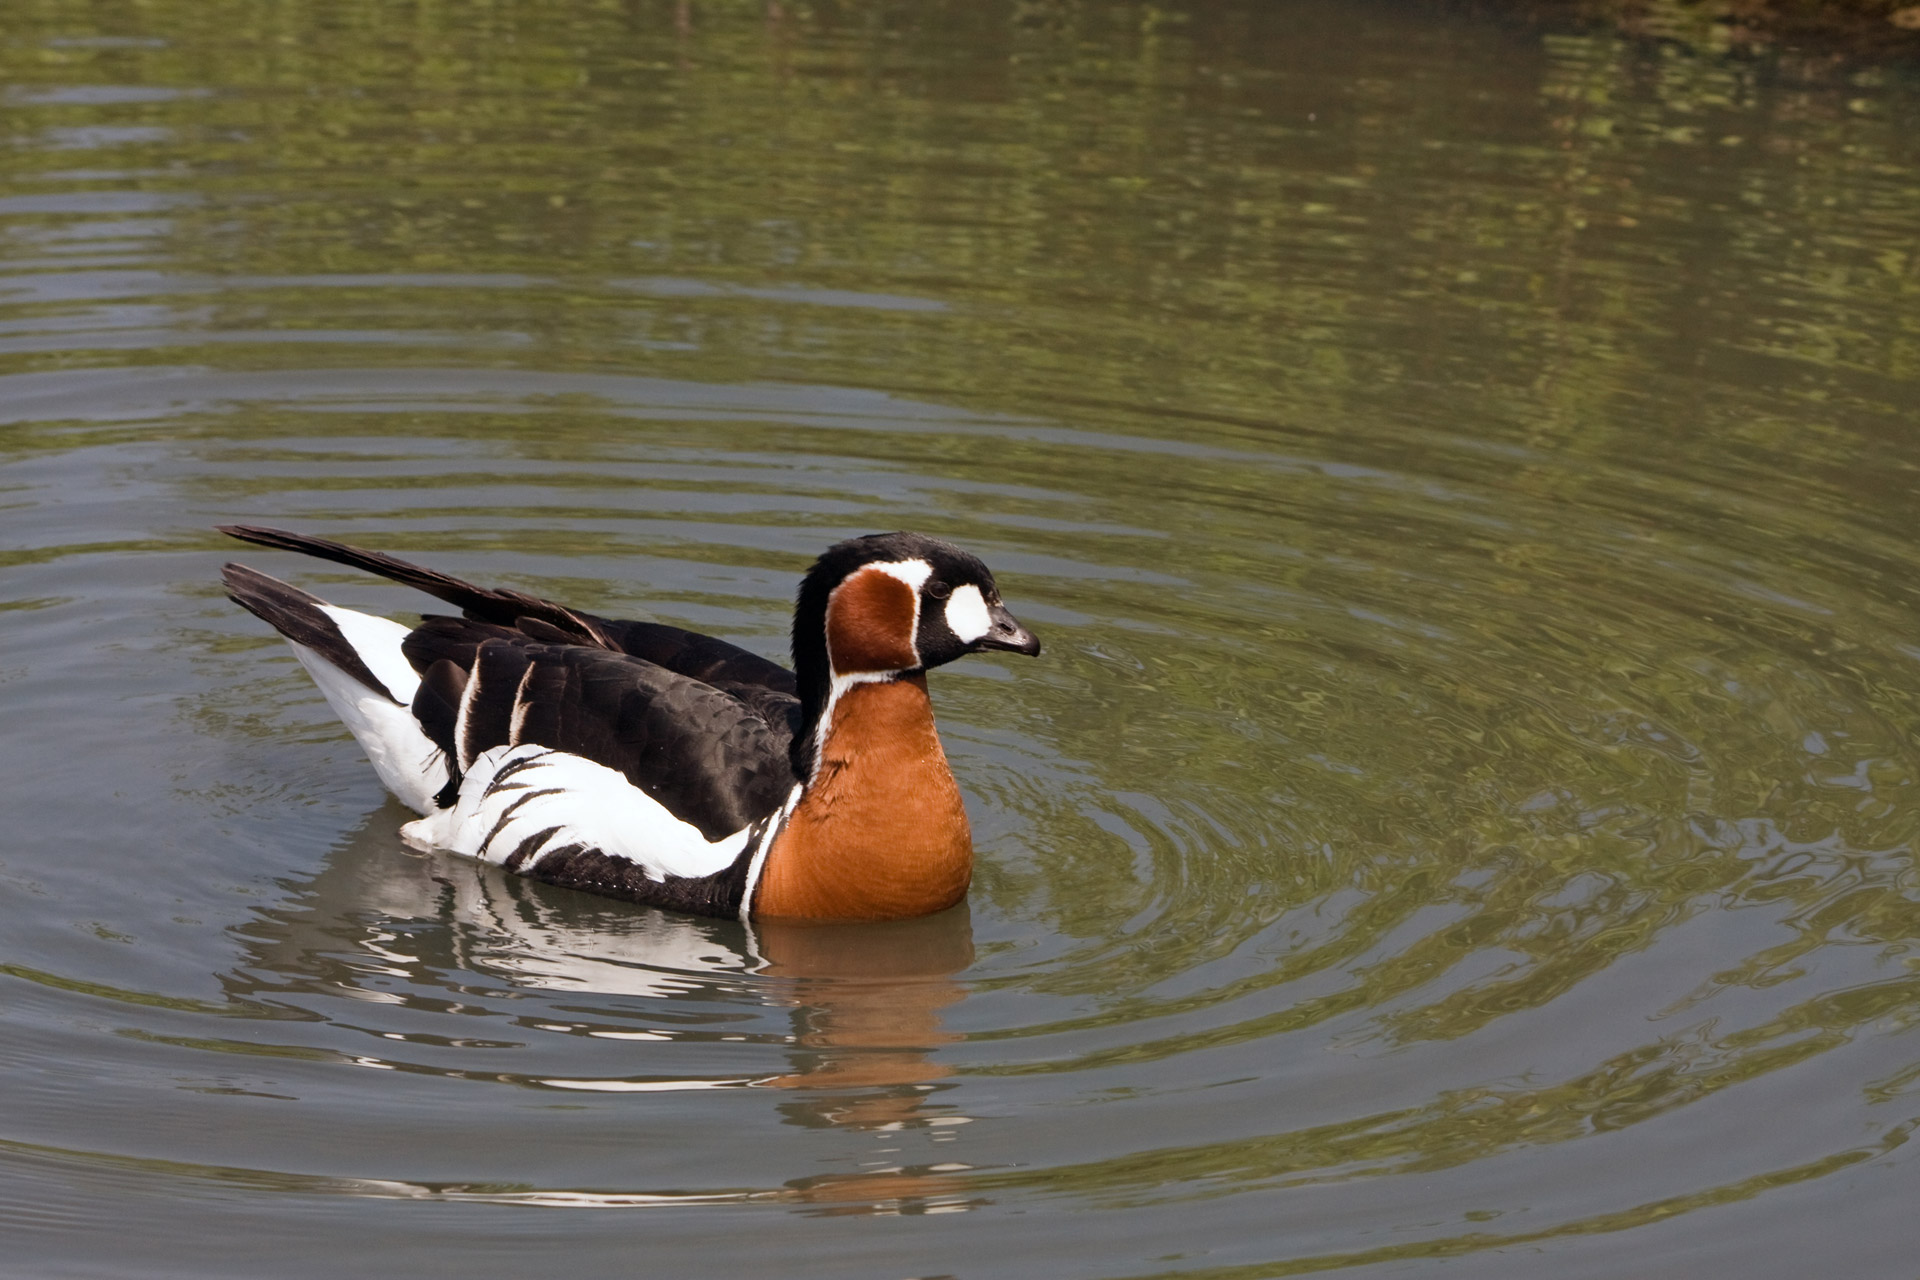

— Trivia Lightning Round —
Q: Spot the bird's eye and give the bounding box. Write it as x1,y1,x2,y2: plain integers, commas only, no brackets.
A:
927,580,952,600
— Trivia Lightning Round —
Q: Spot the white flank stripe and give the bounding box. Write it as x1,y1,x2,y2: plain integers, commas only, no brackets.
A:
402,744,754,883
738,783,804,922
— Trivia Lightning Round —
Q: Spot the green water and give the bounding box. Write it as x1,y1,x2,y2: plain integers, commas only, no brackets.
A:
3,2,1919,1276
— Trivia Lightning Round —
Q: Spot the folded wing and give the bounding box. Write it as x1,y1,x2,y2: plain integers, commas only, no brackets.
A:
403,619,799,841
220,526,805,916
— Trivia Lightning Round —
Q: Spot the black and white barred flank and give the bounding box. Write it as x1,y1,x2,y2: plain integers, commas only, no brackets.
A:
221,528,804,920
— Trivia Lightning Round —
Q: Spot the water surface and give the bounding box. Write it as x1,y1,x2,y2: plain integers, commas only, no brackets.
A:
4,3,1920,1276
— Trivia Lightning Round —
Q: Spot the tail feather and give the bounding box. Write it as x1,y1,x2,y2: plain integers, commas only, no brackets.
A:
222,563,396,703
222,562,449,814
217,524,610,646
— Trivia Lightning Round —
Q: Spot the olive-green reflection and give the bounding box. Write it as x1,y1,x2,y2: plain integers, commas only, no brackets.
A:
136,364,1920,1102
1090,1122,1911,1280
1,0,1916,415
951,977,1920,1206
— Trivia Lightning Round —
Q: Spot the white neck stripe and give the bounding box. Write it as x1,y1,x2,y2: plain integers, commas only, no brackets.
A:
813,557,933,783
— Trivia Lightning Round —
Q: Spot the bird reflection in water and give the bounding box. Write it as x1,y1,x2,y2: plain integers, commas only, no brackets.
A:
226,809,979,1213
756,913,970,1129
751,913,977,1212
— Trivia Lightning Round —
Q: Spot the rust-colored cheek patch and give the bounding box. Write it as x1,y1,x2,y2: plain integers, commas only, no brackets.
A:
826,567,919,674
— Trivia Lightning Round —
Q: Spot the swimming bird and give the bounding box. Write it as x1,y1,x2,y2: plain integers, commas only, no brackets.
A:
218,526,1040,922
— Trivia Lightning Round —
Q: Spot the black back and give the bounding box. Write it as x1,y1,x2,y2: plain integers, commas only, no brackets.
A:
404,621,798,840
219,524,796,701
219,525,1009,837
219,526,804,836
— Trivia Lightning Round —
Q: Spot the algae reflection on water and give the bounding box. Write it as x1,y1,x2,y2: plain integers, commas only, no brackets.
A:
0,1,1918,1277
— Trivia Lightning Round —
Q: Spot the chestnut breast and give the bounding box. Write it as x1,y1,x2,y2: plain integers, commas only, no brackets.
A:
755,675,972,921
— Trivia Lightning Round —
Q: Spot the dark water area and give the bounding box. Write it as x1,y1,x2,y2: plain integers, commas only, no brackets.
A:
3,2,1919,1276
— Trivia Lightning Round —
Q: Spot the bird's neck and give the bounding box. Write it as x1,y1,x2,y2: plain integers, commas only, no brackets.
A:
755,674,972,920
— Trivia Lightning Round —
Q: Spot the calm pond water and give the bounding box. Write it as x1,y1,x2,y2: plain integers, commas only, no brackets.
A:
4,2,1920,1276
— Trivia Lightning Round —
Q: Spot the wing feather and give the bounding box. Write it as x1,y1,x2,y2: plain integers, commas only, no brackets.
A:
403,623,797,840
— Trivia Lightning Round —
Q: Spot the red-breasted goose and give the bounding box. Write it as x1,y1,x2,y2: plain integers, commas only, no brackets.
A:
217,526,1041,921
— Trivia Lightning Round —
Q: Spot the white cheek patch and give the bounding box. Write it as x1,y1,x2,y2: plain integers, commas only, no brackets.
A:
944,584,992,643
